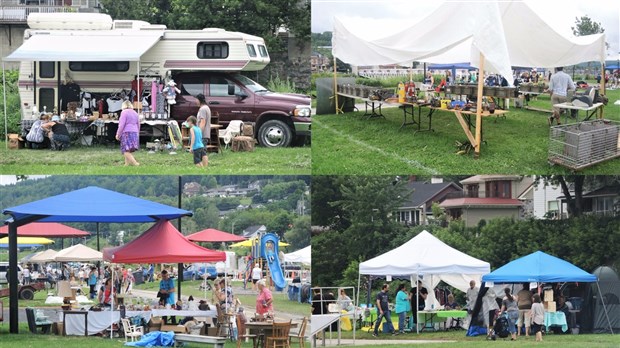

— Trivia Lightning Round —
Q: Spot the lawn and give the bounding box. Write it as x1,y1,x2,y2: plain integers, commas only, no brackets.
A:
312,88,620,175
0,143,311,175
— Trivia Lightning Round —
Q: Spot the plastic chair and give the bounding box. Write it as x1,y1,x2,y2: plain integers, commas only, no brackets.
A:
236,314,258,348
121,317,144,342
266,320,291,348
289,317,307,348
219,120,244,149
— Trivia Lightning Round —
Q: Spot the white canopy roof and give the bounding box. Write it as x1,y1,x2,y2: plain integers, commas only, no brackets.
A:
333,1,606,81
4,31,162,62
29,249,58,263
54,243,102,262
284,245,311,265
359,230,489,292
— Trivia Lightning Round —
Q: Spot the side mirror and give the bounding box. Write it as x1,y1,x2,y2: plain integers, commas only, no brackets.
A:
235,90,248,99
228,85,236,96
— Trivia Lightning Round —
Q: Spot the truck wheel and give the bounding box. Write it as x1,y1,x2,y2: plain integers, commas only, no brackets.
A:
258,120,292,147
19,287,35,300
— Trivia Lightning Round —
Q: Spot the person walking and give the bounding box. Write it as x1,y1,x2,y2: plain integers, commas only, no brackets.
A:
88,266,98,299
115,100,140,165
547,67,576,125
195,93,212,147
373,284,396,337
394,283,410,334
500,287,519,341
185,116,208,168
516,283,533,337
530,293,545,342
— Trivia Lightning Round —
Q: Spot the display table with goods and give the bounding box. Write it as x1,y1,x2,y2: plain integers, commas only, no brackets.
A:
553,102,605,124
544,311,568,333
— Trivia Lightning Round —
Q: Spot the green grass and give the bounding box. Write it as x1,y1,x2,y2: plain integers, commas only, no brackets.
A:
0,144,310,174
312,88,620,174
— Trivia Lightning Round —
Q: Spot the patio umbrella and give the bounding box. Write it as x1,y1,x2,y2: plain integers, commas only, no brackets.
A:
187,228,246,243
30,249,59,263
0,236,54,247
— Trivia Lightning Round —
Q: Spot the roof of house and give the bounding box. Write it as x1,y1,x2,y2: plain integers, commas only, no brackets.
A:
400,181,462,208
242,225,266,238
439,197,523,208
582,185,620,198
460,175,522,184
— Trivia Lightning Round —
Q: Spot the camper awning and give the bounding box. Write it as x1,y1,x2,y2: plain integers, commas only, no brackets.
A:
4,32,162,62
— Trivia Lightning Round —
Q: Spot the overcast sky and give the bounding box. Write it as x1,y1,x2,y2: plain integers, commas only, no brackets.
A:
0,175,47,186
311,0,620,58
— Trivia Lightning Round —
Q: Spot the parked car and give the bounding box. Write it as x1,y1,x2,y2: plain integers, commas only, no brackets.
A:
194,264,218,280
0,262,23,284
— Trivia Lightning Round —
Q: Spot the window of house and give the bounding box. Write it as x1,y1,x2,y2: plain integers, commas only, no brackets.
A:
466,184,479,198
398,211,411,223
486,180,512,198
246,44,257,57
197,42,229,59
39,62,55,78
596,197,613,213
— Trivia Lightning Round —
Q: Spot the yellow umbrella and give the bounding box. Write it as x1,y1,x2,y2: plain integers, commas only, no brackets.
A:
0,236,55,246
229,237,289,248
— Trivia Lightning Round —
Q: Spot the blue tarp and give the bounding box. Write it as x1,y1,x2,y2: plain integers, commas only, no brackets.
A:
125,331,175,347
3,186,192,224
482,251,597,283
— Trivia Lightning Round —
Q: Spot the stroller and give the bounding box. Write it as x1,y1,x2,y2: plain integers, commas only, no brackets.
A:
490,312,510,340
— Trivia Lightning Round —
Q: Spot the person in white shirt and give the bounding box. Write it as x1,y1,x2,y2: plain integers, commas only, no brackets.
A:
530,293,545,342
548,67,576,125
22,266,31,285
251,263,262,291
466,280,479,313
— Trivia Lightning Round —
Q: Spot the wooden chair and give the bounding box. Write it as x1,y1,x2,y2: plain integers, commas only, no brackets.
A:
236,314,258,348
121,317,144,342
265,320,291,348
216,304,231,339
289,317,307,348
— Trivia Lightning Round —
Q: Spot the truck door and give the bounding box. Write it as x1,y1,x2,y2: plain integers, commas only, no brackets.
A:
206,75,255,125
173,75,205,119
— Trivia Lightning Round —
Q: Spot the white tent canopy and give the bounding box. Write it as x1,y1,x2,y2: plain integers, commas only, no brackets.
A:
4,31,162,62
333,1,606,82
359,230,490,293
54,243,102,262
29,249,58,263
284,245,311,265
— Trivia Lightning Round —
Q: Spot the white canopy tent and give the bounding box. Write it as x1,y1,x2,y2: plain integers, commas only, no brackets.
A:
333,1,606,80
358,230,490,333
283,245,311,265
54,243,102,262
29,248,58,263
332,1,606,158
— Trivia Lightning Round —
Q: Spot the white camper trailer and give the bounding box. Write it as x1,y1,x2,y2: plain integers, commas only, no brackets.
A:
6,13,270,120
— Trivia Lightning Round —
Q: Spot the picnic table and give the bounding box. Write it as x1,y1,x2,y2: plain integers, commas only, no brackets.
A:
553,102,605,123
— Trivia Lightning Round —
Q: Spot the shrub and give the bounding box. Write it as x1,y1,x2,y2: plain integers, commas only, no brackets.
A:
267,74,297,93
0,69,21,138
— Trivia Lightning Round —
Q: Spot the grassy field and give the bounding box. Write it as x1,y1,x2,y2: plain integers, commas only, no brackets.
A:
0,143,311,175
312,87,620,175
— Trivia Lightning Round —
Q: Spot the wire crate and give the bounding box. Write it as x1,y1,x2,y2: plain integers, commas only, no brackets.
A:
548,119,620,170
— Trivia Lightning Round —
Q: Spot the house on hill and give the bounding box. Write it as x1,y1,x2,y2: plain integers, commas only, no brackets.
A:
396,179,462,225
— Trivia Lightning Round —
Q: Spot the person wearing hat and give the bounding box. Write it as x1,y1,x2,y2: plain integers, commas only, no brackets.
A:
115,100,140,166
43,114,71,150
251,263,262,291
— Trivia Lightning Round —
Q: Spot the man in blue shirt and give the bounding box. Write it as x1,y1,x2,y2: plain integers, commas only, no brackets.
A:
548,67,576,125
159,270,177,324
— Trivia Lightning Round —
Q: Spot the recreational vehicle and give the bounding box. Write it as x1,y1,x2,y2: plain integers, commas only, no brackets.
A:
5,13,311,147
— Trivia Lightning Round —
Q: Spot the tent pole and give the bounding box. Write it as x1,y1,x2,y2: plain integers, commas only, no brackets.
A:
3,60,8,150
177,175,183,299
110,263,114,339
415,271,419,334
474,52,485,159
356,272,361,336
333,56,342,114
600,64,605,119
595,281,614,334
8,222,19,333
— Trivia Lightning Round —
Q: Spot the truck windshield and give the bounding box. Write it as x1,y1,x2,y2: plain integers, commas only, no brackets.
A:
234,74,269,93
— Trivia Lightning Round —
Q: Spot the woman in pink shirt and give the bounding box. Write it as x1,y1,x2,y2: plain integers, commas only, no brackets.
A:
255,279,273,318
115,100,140,166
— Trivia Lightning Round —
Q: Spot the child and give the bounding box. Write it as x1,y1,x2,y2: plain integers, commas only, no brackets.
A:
186,116,208,168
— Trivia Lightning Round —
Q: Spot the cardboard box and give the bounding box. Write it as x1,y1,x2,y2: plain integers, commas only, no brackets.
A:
161,324,187,333
544,290,554,302
242,124,254,137
53,322,65,335
7,134,22,149
545,301,556,312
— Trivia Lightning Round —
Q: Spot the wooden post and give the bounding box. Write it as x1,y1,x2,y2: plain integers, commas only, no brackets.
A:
600,64,606,119
474,52,485,158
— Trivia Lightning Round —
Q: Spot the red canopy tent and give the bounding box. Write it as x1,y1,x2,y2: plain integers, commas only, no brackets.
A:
103,220,226,263
187,228,246,243
0,222,90,237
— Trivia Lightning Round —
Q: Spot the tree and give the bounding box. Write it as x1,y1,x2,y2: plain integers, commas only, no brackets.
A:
572,16,605,36
283,215,310,249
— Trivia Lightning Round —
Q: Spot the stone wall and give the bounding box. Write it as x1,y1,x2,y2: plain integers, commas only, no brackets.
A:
0,24,27,70
253,33,311,92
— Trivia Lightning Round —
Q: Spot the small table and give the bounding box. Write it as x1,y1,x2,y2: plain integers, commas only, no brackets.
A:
385,100,431,131
246,320,298,348
553,102,604,123
417,311,447,332
62,310,89,336
545,312,568,332
337,92,385,120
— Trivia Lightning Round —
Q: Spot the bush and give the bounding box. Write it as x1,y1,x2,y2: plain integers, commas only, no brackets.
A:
0,69,21,138
267,74,297,93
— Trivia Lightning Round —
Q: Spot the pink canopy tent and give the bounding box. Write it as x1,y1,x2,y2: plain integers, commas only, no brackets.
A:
0,222,90,237
187,228,246,243
103,220,225,263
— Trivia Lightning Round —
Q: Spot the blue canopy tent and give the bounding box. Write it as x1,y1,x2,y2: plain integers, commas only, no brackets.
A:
470,251,613,335
2,186,193,334
428,62,476,83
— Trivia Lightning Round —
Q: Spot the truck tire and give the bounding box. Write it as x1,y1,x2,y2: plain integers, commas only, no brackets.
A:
19,287,35,300
258,120,293,147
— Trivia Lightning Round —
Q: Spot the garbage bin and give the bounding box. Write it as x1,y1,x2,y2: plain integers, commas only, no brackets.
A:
133,271,144,285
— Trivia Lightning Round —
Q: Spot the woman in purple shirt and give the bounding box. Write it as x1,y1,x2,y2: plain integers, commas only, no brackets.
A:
116,100,140,166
